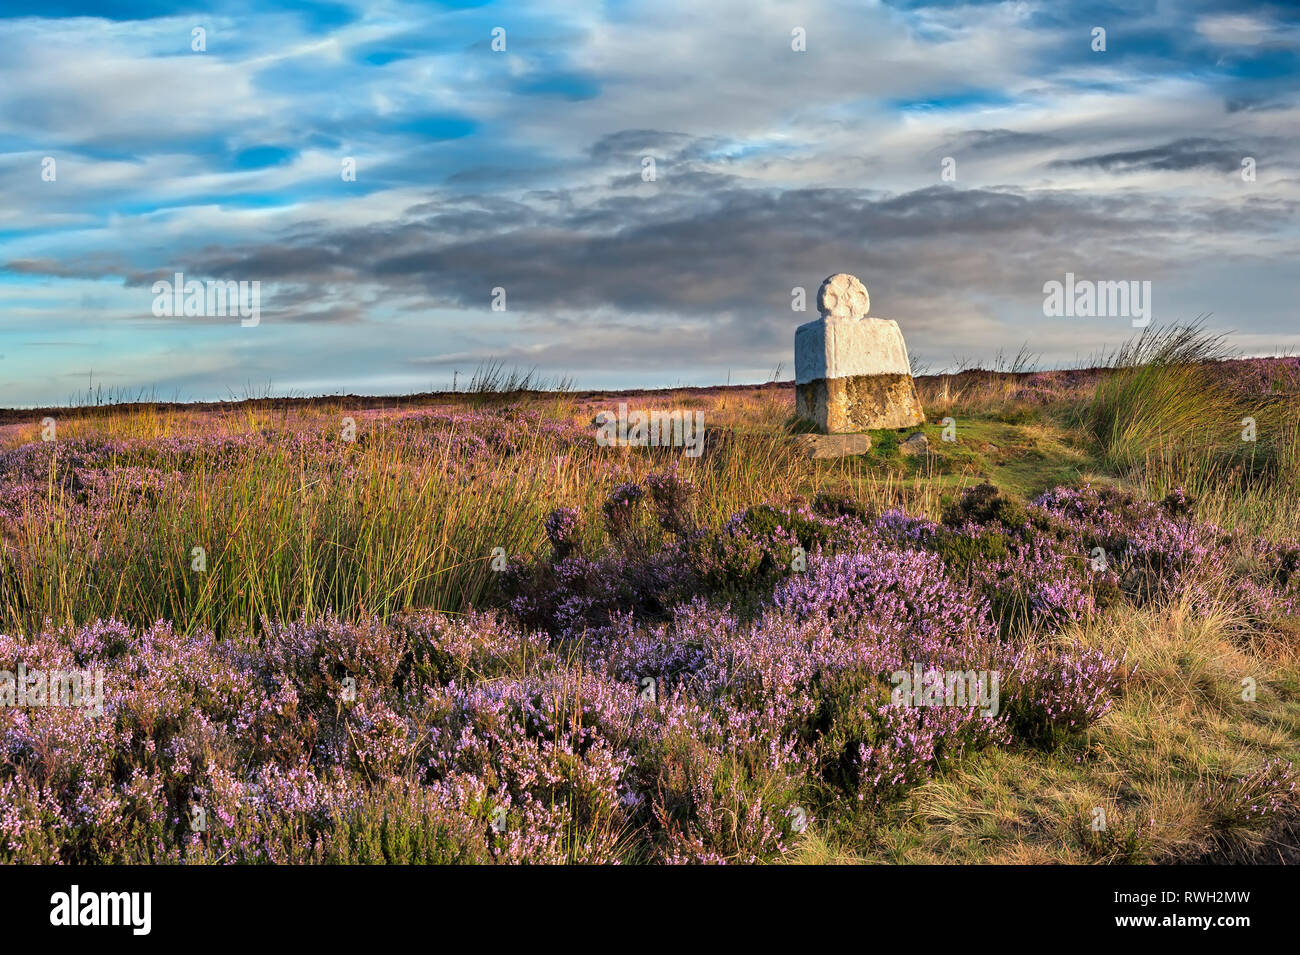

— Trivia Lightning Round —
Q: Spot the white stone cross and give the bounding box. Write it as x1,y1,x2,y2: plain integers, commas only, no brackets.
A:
794,273,925,433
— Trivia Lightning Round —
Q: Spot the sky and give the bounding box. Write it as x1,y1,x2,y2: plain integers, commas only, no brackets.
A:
1,0,1298,406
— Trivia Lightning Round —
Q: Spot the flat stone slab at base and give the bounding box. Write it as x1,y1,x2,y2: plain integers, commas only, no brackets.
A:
794,432,872,459
796,373,925,433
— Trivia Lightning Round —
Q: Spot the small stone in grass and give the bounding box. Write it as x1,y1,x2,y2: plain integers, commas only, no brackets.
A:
900,433,929,456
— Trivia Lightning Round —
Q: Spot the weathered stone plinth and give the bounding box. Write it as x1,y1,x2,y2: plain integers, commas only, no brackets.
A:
796,373,924,433
794,273,925,434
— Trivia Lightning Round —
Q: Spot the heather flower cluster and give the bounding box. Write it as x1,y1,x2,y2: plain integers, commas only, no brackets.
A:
543,507,581,559
1030,484,1300,622
644,464,696,536
602,481,645,539
1202,759,1299,830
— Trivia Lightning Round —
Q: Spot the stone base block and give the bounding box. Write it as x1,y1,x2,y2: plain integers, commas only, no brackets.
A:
796,373,926,433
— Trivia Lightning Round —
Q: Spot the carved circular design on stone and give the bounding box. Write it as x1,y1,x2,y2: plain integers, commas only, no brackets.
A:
817,273,869,320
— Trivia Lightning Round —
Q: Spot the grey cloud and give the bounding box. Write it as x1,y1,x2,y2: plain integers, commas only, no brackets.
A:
589,130,719,162
942,129,1061,154
1049,137,1251,173
5,257,130,280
